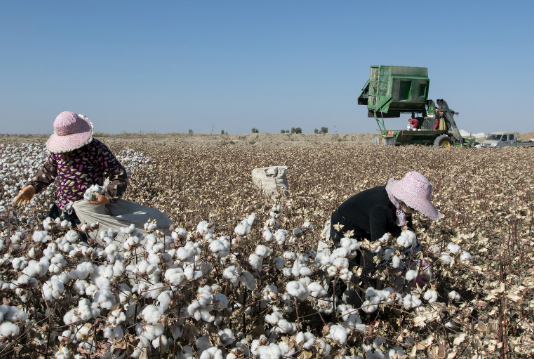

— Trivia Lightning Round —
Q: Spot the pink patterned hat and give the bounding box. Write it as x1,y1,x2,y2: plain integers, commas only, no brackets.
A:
388,172,441,220
46,111,93,153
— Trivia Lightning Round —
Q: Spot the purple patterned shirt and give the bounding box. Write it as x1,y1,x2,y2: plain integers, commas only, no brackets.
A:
29,139,128,209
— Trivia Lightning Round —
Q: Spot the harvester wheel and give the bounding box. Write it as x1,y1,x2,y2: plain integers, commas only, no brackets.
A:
434,134,452,147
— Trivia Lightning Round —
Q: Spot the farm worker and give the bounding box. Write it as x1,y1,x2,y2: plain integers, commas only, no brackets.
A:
14,111,174,241
330,171,440,246
408,117,419,130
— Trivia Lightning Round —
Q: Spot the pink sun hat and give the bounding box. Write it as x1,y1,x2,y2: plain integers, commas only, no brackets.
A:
46,111,94,153
388,172,441,220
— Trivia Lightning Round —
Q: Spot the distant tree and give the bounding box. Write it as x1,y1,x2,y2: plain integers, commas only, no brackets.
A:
221,129,227,135
291,127,302,134
251,128,259,133
320,127,328,134
314,129,319,134
281,129,289,133
188,129,194,135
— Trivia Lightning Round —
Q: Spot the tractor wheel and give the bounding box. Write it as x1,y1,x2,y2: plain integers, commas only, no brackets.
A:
434,134,452,147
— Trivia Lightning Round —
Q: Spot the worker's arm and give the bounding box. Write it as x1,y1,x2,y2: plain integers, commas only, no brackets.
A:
28,154,58,194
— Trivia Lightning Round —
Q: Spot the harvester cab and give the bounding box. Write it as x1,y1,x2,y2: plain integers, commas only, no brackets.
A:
358,65,472,147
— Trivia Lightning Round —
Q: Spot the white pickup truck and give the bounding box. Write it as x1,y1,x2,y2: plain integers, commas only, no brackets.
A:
480,132,534,148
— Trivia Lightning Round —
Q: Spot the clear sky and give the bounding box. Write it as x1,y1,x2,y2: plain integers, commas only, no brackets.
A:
1,1,533,135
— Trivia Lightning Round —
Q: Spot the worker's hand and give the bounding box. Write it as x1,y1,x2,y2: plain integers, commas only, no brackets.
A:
14,185,36,206
87,193,110,206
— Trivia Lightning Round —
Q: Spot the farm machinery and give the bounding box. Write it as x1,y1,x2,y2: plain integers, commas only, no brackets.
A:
358,65,474,147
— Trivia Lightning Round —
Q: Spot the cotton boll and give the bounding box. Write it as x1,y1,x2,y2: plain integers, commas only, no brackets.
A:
265,310,284,325
239,271,256,291
328,324,348,344
165,267,186,287
460,251,473,261
274,229,288,245
296,331,316,349
0,321,20,337
403,294,422,309
141,305,164,325
263,229,274,242
340,237,361,254
447,243,462,254
222,266,240,286
428,245,441,256
405,270,418,281
12,257,28,271
199,347,223,359
157,291,173,311
255,245,273,258
440,253,452,265
339,268,353,281
448,291,461,301
172,227,188,240
424,290,438,303
209,238,231,258
273,257,286,269
103,325,124,340
286,281,309,301
332,257,349,269
257,344,282,359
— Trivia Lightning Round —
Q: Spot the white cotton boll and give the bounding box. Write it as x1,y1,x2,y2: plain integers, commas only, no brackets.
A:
234,220,250,236
104,326,124,340
64,230,79,243
196,221,213,236
314,251,331,266
283,251,296,261
361,300,378,313
73,280,89,295
440,253,452,265
0,321,20,337
141,305,164,325
257,344,282,359
172,227,188,240
151,334,169,351
213,293,228,311
428,245,441,256
460,251,473,261
85,284,98,297
147,253,161,265
340,237,361,253
391,255,401,268
403,294,422,309
120,223,136,234
406,270,418,281
265,310,283,325
255,245,273,258
94,289,117,310
42,276,65,300
199,347,223,359
209,238,230,258
448,291,461,301
447,243,462,254
424,290,438,303
397,230,417,248
70,262,95,280
12,257,28,271
222,266,240,286
157,291,172,311
308,282,327,298
286,281,309,301
296,332,316,349
339,268,353,281
48,254,67,274
329,324,348,345
239,271,256,291
22,260,48,277
248,254,262,272
332,257,349,269
263,229,274,242
247,214,257,226
274,229,288,245
218,328,235,346
383,248,396,261
165,268,186,286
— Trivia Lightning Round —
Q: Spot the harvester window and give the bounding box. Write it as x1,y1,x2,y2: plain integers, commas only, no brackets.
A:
419,83,427,98
399,81,412,101
509,134,515,141
501,135,507,141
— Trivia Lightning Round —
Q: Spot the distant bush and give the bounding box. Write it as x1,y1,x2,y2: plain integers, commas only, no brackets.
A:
251,128,259,133
290,127,302,134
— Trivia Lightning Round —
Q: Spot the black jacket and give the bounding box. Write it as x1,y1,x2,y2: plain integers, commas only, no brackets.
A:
332,186,410,242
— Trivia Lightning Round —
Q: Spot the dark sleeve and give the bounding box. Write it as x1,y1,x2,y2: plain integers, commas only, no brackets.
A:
95,140,128,202
369,204,395,242
27,154,58,194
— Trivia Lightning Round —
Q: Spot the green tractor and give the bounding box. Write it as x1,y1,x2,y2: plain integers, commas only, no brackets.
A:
358,65,474,147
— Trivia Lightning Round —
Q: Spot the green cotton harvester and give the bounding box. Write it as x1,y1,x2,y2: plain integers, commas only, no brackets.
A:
358,65,474,147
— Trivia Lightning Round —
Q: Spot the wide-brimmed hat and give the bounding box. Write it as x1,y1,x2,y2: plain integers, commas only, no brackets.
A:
46,111,93,153
388,172,441,220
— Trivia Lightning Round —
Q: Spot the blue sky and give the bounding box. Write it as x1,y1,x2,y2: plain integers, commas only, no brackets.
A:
1,1,533,135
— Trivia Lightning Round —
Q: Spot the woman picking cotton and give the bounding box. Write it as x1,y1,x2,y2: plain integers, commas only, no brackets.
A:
326,172,441,302
14,111,174,242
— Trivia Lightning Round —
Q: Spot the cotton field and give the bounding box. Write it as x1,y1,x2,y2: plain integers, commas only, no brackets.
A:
0,139,533,359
